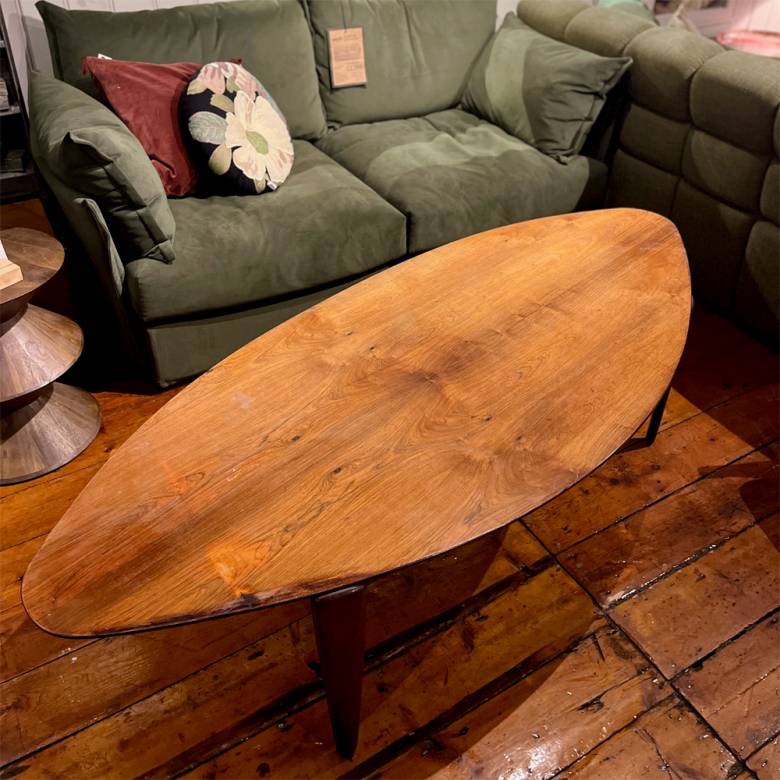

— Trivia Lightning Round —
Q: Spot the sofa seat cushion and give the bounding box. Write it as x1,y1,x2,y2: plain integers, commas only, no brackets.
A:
125,141,406,323
316,109,607,254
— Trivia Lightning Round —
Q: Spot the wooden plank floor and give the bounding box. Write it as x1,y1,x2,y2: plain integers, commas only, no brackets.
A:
0,201,778,779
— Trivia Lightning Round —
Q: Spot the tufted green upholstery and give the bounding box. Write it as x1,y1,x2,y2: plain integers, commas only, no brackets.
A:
518,0,779,346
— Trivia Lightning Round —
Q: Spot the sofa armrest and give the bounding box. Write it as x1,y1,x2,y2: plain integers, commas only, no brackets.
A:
34,155,150,377
77,197,125,296
34,150,127,298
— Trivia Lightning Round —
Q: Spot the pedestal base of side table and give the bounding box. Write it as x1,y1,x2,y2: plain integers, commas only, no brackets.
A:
0,304,83,401
0,383,101,485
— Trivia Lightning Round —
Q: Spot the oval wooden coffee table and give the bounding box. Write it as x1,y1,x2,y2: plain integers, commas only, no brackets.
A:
23,209,691,757
0,228,101,485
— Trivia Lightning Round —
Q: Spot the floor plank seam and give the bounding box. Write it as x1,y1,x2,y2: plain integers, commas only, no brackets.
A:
363,569,537,669
0,631,96,686
660,607,780,766
666,601,780,752
667,696,760,778
0,570,530,772
0,474,104,553
597,609,669,694
594,511,779,612
631,355,773,442
745,728,780,765
0,458,96,504
160,572,534,777
668,605,780,689
512,476,678,759
159,678,329,779
548,436,779,556
332,623,613,780
0,531,52,561
0,616,305,770
525,470,779,705
588,597,759,772
547,507,779,776
555,692,752,780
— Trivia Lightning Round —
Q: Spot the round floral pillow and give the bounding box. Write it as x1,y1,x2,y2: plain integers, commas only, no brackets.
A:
181,62,294,194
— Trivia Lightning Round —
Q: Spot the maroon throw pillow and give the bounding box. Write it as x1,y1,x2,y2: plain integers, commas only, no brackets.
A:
83,57,200,197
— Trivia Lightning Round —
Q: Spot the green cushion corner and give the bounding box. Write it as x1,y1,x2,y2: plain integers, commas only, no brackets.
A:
462,15,632,161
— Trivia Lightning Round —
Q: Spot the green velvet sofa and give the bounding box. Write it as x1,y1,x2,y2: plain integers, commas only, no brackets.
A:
30,0,779,386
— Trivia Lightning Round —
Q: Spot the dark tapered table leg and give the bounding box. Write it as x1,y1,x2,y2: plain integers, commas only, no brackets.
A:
645,385,671,446
311,584,367,759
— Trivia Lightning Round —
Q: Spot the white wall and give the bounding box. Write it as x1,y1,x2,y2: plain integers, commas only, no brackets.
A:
2,0,779,108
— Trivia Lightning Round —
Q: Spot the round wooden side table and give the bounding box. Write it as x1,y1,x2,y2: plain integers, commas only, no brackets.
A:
0,227,101,485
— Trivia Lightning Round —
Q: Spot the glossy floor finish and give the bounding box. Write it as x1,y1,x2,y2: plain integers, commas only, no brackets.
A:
0,203,778,779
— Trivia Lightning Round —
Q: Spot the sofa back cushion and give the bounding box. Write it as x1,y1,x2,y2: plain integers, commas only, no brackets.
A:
463,14,631,162
36,0,326,140
29,72,177,265
308,0,497,127
517,0,780,347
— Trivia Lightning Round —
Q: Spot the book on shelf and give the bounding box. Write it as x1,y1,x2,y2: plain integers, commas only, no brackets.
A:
3,148,26,173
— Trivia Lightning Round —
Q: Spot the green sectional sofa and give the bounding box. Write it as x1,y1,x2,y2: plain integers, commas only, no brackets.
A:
30,0,779,386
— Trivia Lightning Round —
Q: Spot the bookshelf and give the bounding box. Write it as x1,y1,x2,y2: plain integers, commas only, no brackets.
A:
0,10,36,204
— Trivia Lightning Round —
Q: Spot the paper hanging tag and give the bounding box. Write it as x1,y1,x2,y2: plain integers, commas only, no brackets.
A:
328,27,367,88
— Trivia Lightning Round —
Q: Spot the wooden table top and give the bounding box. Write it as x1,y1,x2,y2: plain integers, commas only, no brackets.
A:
0,228,64,308
22,209,691,638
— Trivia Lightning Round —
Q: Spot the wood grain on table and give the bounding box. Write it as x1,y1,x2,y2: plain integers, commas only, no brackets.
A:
22,209,691,637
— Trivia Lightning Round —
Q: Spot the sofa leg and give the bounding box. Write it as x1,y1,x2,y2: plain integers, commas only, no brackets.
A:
644,386,671,447
311,584,367,759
